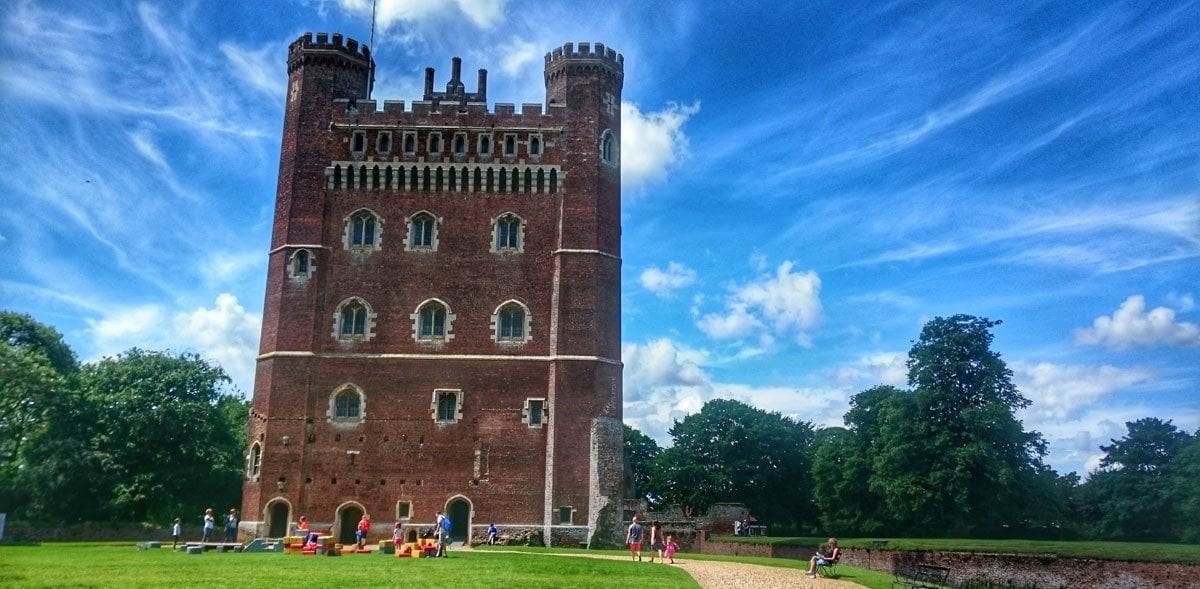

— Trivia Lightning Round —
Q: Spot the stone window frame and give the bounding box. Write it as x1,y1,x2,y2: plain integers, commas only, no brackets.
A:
247,442,262,480
289,248,315,279
332,296,378,342
351,130,367,158
403,131,417,155
377,131,392,155
428,132,443,156
396,500,412,520
431,389,463,424
328,383,366,425
523,397,547,429
404,210,441,252
477,133,493,158
600,129,617,166
491,300,532,345
528,133,542,157
343,208,383,252
558,505,574,525
452,132,468,155
503,133,517,156
410,298,456,344
490,212,526,254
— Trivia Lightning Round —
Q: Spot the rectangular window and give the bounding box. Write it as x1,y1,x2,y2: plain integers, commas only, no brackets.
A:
437,392,457,421
558,506,572,525
352,131,366,153
396,501,412,519
528,398,542,427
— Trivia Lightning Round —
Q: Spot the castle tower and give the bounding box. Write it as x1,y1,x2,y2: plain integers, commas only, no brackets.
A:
242,34,624,547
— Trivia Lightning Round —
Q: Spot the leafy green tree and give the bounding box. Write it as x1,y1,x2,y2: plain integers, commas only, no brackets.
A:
0,312,85,517
1078,418,1193,541
653,398,816,528
623,424,662,503
870,315,1050,536
1171,431,1200,542
1,311,79,375
79,349,245,522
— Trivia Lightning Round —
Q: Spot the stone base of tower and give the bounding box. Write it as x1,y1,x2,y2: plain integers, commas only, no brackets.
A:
587,416,626,548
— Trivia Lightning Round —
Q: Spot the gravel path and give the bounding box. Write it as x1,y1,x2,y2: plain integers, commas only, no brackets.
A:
489,548,863,589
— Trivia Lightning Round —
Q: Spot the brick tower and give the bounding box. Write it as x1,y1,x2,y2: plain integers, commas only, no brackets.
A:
242,33,625,548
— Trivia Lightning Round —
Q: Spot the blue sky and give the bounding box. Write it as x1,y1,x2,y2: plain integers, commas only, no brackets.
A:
1,0,1197,478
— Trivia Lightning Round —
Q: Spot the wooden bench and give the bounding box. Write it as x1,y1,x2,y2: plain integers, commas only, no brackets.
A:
892,564,950,589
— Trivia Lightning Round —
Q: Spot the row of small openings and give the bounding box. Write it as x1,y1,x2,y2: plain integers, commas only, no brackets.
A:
351,130,542,159
329,164,560,194
324,434,425,443
323,478,424,486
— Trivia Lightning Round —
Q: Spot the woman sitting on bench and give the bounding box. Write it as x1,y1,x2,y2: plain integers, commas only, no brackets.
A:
806,537,839,578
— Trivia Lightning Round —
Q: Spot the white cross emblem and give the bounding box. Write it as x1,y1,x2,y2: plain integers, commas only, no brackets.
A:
603,92,617,116
290,80,300,103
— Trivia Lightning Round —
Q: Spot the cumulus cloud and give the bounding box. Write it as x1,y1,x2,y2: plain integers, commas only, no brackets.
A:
621,101,700,190
172,294,262,394
496,37,540,76
639,262,697,297
829,352,908,389
1012,361,1155,422
621,338,853,445
695,261,822,346
85,294,262,394
1075,295,1200,349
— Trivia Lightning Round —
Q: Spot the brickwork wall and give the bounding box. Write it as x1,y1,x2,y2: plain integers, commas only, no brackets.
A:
243,34,624,546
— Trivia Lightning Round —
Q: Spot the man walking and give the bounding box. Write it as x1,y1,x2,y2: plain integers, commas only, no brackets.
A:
626,515,644,561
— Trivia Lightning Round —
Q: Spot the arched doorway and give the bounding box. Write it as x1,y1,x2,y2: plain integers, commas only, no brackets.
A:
266,500,290,538
446,497,471,544
337,504,364,544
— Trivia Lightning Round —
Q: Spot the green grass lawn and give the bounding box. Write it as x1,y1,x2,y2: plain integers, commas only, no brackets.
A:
711,535,1200,564
0,543,701,589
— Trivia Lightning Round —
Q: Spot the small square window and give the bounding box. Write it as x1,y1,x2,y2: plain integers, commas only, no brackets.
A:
397,501,412,519
432,389,462,424
558,506,572,525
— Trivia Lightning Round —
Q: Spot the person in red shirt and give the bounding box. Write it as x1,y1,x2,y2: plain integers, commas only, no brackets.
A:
356,514,370,549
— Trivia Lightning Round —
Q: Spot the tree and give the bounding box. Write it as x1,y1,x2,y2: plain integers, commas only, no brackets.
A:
79,349,245,522
623,424,662,504
0,312,85,517
0,311,79,375
811,385,909,534
653,399,816,528
870,315,1050,536
1078,418,1193,541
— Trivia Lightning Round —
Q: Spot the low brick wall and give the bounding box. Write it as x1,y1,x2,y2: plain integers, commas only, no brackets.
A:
698,537,1200,589
1,522,171,543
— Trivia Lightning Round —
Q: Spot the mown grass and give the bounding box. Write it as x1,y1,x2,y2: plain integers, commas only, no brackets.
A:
0,543,700,589
710,535,1200,564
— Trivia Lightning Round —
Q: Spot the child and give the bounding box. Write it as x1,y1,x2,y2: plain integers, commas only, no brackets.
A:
392,522,404,546
664,535,679,564
171,518,182,549
486,523,499,545
296,515,308,538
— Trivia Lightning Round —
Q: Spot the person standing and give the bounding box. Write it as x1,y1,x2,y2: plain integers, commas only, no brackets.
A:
171,517,182,549
201,508,215,543
435,511,450,557
224,508,239,543
356,513,370,550
625,515,644,561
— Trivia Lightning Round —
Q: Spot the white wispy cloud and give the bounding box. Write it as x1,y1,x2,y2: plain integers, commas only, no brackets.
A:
337,0,507,30
1075,295,1200,350
695,261,822,346
639,262,697,298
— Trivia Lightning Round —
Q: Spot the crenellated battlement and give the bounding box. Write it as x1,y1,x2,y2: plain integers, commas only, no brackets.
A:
545,42,623,71
289,31,371,64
